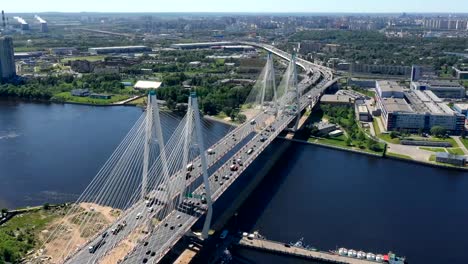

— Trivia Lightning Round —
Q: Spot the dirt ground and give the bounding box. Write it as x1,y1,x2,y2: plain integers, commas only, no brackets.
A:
99,224,147,264
36,203,121,264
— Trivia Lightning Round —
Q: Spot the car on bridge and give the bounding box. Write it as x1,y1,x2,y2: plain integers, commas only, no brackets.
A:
88,238,106,253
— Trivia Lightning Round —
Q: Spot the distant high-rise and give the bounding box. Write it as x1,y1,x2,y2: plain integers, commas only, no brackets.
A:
0,36,16,82
1,10,5,29
411,65,422,82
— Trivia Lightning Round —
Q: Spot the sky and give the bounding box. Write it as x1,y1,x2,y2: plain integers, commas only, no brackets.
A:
3,0,468,13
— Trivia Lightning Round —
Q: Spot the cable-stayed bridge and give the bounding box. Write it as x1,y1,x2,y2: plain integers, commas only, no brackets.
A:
40,45,336,264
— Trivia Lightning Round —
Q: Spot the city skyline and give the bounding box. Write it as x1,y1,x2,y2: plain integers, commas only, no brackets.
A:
2,0,468,13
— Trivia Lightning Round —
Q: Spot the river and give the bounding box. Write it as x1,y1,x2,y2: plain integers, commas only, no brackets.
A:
1,101,467,264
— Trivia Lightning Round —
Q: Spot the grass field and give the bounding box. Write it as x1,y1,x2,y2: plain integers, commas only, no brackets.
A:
0,208,63,263
420,147,447,153
386,152,413,160
447,148,465,155
461,138,468,149
53,92,130,105
310,135,349,148
372,118,401,144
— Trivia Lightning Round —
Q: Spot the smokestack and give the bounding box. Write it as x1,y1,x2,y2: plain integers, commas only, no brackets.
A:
2,10,5,29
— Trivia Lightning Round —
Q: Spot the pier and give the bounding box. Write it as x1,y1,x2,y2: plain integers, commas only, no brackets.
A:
236,237,376,264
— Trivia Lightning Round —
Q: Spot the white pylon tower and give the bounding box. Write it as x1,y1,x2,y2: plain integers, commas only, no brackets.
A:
142,91,171,202
261,52,278,115
180,95,193,200
190,92,213,239
288,53,301,131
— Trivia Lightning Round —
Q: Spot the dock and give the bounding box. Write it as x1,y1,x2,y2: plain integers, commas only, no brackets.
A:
236,237,375,264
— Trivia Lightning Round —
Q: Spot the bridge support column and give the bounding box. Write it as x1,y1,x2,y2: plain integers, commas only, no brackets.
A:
152,91,172,206
291,53,301,132
142,93,153,200
191,92,213,239
266,52,278,116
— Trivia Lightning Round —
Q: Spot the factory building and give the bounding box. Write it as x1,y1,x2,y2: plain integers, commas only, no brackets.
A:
13,16,29,30
0,36,16,82
88,46,151,55
35,15,48,33
376,85,465,134
411,80,466,99
453,66,468,80
376,80,405,98
453,103,468,118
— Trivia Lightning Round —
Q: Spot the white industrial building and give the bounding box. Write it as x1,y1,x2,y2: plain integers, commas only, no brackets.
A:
411,80,466,99
134,80,162,90
376,81,465,134
376,80,405,98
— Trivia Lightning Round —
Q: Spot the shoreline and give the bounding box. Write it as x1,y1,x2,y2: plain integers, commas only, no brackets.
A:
282,137,468,172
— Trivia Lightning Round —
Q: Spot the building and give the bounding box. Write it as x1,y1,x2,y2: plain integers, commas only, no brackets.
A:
323,44,340,53
453,103,468,118
88,46,152,55
376,80,405,98
348,78,376,88
170,42,235,50
411,65,422,82
435,152,466,167
320,94,354,105
71,89,90,97
0,36,16,82
300,41,323,54
453,66,468,80
357,104,371,122
50,47,78,55
377,87,465,134
411,80,465,98
351,64,411,76
134,80,162,90
220,45,255,52
314,122,338,136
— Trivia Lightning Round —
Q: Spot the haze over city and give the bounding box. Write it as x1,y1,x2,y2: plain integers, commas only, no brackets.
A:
2,0,468,13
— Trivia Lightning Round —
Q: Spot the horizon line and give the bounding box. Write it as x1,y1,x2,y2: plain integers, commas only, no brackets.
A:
5,11,468,14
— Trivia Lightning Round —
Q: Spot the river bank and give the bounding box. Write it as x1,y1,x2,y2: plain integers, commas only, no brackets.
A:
284,136,468,172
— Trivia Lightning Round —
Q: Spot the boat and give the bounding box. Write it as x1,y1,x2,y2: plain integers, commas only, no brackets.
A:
331,248,407,264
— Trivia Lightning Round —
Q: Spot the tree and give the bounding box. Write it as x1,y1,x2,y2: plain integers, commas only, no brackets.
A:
430,126,447,138
1,208,7,216
417,128,424,136
345,137,352,146
222,107,233,118
43,203,50,210
389,131,399,139
236,114,247,123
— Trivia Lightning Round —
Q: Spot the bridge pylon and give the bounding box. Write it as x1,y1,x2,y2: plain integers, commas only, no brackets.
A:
289,53,301,132
190,92,213,239
142,91,172,203
263,52,278,116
